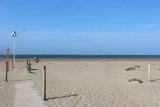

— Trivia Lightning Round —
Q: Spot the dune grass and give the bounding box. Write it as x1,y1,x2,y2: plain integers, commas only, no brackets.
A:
126,67,136,71
126,65,140,71
134,65,140,68
128,78,143,83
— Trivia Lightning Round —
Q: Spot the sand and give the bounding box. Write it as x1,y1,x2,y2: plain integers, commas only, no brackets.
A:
0,59,15,107
1,59,160,107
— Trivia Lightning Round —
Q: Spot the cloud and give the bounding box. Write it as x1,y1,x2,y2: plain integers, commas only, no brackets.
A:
72,31,160,38
134,24,159,29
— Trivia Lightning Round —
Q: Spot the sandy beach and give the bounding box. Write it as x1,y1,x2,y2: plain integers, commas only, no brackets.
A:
1,59,160,107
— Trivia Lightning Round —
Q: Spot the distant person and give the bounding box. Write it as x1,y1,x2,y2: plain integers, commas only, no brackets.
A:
34,56,37,62
36,57,39,63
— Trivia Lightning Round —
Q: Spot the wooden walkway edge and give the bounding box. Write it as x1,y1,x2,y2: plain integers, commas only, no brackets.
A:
14,80,47,107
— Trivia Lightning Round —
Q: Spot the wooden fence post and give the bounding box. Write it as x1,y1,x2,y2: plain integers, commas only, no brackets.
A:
6,61,9,82
43,66,47,100
6,48,10,71
148,64,151,82
27,59,28,65
26,59,29,71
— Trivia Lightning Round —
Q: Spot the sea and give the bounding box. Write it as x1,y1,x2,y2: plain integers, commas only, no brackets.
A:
1,55,160,59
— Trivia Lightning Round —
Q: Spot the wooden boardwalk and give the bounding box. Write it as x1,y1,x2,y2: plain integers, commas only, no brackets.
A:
14,80,47,107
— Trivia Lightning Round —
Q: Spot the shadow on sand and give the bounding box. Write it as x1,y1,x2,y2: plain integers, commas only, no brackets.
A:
46,94,79,100
151,79,160,82
29,71,35,74
31,69,39,71
11,79,32,82
28,69,39,74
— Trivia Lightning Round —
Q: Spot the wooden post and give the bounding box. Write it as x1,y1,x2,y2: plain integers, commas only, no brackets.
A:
26,59,29,71
6,61,9,82
148,64,151,82
6,48,10,71
29,62,31,73
7,62,9,72
27,59,28,65
43,66,46,100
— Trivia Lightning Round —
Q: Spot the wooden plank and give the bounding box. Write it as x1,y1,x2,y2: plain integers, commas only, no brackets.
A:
14,80,47,107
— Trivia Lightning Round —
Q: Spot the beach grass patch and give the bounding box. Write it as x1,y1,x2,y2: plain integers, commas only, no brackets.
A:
126,67,136,71
128,78,143,83
134,65,140,68
126,65,140,71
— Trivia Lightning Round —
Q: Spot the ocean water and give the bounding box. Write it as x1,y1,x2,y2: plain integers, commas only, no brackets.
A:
1,55,160,59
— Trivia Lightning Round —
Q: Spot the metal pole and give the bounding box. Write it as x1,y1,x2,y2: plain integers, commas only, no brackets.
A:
13,37,15,69
12,58,14,70
12,31,17,70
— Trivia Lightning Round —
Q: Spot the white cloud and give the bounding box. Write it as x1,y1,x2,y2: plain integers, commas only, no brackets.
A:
72,31,160,38
134,24,159,29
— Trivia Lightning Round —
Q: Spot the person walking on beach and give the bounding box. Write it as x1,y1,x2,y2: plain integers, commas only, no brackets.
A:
34,56,37,62
34,56,39,63
36,57,39,63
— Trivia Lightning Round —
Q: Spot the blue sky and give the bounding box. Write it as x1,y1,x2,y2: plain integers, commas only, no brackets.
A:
0,0,160,55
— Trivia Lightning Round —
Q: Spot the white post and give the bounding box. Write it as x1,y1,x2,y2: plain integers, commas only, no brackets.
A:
13,37,15,69
148,64,151,82
11,31,17,70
